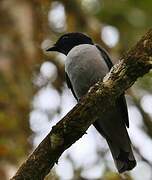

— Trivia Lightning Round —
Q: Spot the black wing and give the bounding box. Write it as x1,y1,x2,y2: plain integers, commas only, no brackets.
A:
95,44,113,70
116,94,129,127
96,44,129,127
65,73,78,101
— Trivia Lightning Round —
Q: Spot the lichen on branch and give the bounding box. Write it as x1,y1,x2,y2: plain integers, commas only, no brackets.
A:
11,29,152,180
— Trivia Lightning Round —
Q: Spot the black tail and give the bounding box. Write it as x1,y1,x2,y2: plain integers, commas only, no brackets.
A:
107,140,136,173
93,120,136,173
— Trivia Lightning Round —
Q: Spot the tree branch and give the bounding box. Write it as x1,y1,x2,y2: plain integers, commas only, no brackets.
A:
11,29,152,180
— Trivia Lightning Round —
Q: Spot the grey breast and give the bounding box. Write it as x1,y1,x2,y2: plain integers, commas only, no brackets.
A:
65,44,109,99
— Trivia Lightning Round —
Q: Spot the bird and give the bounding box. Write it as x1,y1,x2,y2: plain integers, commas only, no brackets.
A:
46,32,136,173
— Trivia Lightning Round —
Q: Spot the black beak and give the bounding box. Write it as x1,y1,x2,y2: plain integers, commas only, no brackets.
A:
46,46,58,52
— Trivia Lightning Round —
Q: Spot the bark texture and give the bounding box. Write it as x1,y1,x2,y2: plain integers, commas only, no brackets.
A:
11,29,152,180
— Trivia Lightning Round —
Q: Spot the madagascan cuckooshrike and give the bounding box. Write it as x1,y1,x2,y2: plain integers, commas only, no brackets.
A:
47,32,136,173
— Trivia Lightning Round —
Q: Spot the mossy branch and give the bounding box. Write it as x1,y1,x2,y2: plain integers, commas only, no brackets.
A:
11,29,152,180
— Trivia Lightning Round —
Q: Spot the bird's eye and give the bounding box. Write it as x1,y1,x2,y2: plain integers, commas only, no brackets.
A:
62,35,69,40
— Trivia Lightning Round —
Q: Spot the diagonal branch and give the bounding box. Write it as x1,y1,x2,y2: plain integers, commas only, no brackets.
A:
11,29,152,180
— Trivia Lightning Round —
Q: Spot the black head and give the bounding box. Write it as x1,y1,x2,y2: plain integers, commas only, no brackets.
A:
46,32,93,55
